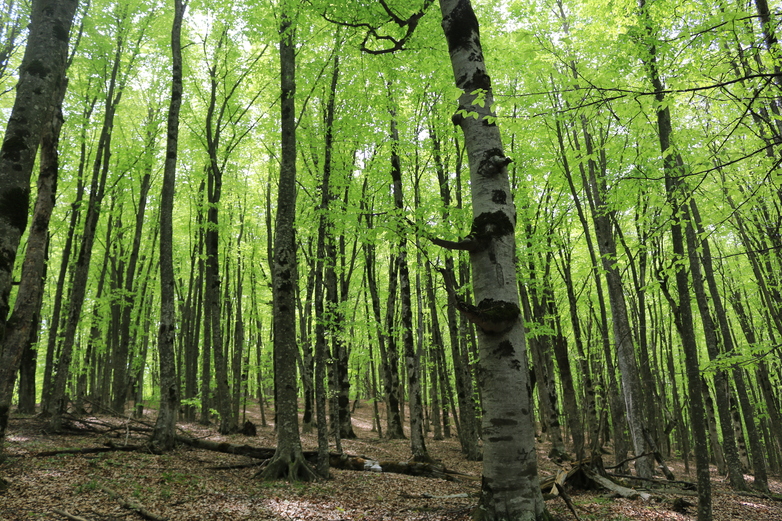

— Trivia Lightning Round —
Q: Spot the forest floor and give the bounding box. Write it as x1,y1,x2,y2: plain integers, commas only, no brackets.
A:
2,400,782,521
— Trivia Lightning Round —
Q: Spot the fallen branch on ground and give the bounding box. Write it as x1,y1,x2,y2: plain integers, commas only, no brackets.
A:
52,509,91,521
582,468,651,500
99,485,167,521
555,482,582,521
177,434,476,481
37,442,145,457
400,492,473,499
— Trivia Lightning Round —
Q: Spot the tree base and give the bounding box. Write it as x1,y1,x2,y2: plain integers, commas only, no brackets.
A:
472,503,556,521
409,453,437,465
255,451,319,482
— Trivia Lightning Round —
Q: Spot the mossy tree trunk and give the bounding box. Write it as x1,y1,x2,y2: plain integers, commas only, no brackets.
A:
0,0,78,457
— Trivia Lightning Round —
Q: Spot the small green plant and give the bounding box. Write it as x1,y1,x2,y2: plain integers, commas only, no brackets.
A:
74,479,99,495
161,470,197,486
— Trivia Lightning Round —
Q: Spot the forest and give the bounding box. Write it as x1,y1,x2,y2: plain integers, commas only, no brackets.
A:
1,0,782,519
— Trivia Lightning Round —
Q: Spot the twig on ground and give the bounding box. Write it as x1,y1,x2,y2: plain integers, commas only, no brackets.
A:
52,508,92,521
99,485,168,521
555,483,582,521
400,492,473,499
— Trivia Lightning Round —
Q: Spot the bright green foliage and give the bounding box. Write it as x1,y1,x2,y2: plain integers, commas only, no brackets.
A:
2,0,781,494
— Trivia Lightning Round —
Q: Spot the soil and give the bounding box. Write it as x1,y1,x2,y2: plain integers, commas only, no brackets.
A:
1,401,781,520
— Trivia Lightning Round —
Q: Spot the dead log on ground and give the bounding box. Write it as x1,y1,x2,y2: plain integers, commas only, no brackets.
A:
175,435,276,459
540,456,651,502
37,442,145,457
176,435,476,481
582,468,651,500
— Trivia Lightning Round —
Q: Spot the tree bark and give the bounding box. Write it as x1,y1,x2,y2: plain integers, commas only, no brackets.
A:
49,8,136,429
259,5,316,482
0,0,76,339
431,118,480,459
683,199,749,490
111,110,155,415
438,1,548,518
0,69,67,418
638,1,712,516
0,0,78,459
387,82,428,461
150,0,187,452
689,199,768,491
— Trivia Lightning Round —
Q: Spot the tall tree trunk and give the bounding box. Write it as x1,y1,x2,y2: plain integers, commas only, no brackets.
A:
259,6,316,481
387,82,428,461
554,234,599,457
49,11,131,430
0,0,78,458
311,30,343,475
41,95,94,414
0,70,67,417
232,216,246,431
431,118,480,459
112,108,156,414
730,289,782,461
580,123,653,479
689,199,768,491
377,251,406,439
557,113,628,468
683,200,749,489
638,1,712,516
150,0,186,451
437,1,547,518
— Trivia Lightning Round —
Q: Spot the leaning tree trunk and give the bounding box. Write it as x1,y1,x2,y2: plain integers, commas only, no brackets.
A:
436,1,548,519
258,5,316,482
0,0,79,458
150,0,186,452
0,72,67,406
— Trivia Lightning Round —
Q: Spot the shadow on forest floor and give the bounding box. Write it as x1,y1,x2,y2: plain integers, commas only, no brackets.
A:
2,400,782,520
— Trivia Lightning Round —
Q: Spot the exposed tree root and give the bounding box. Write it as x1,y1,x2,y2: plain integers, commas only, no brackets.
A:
255,451,319,482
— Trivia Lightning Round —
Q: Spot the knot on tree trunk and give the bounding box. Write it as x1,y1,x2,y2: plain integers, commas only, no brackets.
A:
457,298,520,334
477,149,511,177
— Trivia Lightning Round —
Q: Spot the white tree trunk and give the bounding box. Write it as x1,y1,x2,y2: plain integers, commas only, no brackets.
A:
438,1,548,519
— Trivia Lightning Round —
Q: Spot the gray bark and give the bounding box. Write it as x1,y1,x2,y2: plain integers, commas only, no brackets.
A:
638,0,712,516
151,0,186,452
438,1,547,518
0,71,67,419
431,119,480,459
259,6,316,481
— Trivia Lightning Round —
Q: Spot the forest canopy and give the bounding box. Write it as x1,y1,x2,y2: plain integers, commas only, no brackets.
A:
0,0,781,519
